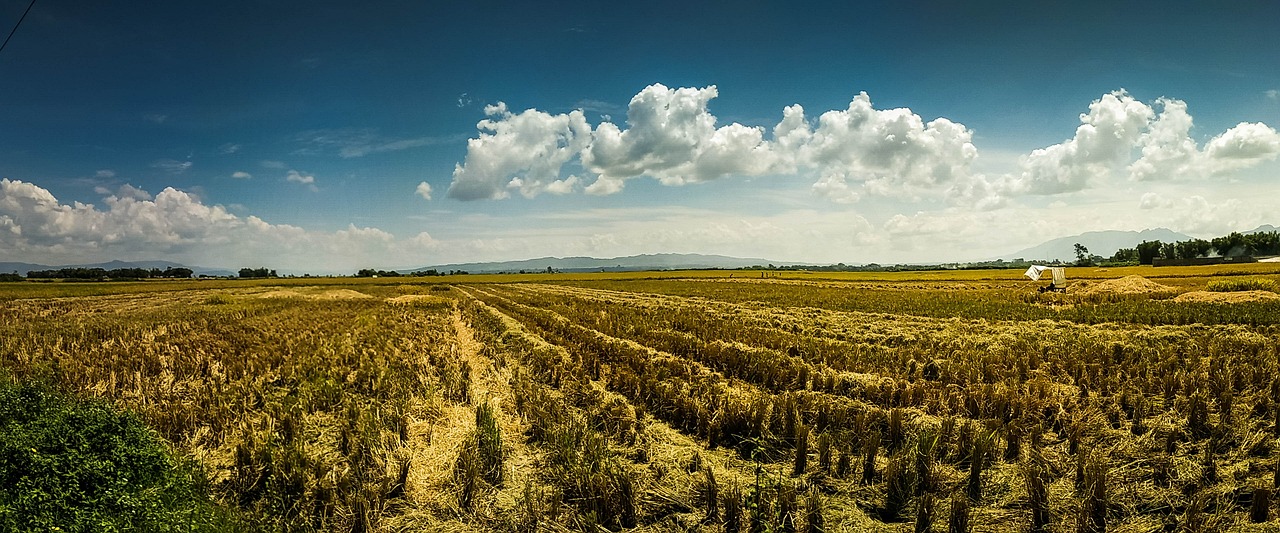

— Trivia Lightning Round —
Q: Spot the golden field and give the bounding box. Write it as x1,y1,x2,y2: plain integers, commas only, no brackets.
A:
3,263,1280,532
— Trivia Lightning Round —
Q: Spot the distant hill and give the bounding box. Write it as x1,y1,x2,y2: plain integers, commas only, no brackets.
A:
1004,228,1194,262
0,260,235,278
1246,224,1279,235
407,253,786,274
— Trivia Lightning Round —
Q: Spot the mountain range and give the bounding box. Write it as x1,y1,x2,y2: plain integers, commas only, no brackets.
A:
1002,228,1194,262
407,253,783,274
0,260,236,278
1002,225,1278,262
4,225,1275,277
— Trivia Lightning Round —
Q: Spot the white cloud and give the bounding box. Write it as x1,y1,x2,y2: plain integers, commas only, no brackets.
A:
447,102,593,200
584,176,624,196
810,173,861,204
1132,192,1265,237
799,92,978,202
114,184,152,201
285,170,315,184
415,181,433,200
1128,98,1200,181
543,175,579,195
152,159,194,174
1006,90,1153,195
0,179,455,272
450,84,978,204
1169,195,1247,236
1202,122,1280,171
1139,192,1173,209
231,171,252,179
1127,99,1280,181
580,84,777,191
95,169,116,179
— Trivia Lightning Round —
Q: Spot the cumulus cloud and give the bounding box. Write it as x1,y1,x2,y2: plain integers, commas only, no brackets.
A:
1139,192,1173,209
543,175,579,195
1202,122,1280,171
0,179,449,272
1128,98,1280,181
443,84,1278,227
447,102,593,200
1128,98,1199,181
1005,90,1153,195
799,92,978,201
450,84,979,204
285,170,315,184
580,84,777,191
415,181,433,200
231,171,252,179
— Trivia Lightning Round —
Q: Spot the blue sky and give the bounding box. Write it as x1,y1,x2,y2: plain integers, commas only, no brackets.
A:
2,1,1278,272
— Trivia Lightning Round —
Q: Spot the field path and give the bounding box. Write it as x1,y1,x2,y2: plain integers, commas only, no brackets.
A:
394,299,545,526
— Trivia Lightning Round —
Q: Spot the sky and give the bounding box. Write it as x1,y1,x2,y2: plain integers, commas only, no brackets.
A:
1,1,1279,273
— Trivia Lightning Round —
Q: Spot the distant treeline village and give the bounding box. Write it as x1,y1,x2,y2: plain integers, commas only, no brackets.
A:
1,230,1277,283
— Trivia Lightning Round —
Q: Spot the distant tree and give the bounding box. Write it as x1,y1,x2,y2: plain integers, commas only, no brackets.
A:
1245,231,1280,256
1073,243,1091,266
1211,232,1247,257
1175,239,1213,259
238,267,275,279
0,272,22,282
162,267,193,278
1136,240,1163,265
1160,242,1177,260
1110,248,1138,263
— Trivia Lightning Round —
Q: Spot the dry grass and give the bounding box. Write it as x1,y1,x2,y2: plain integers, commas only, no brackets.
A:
1174,290,1280,304
4,269,1280,531
1074,275,1176,296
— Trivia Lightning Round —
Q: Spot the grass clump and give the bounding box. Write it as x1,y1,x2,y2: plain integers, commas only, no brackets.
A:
0,377,238,532
1206,278,1277,292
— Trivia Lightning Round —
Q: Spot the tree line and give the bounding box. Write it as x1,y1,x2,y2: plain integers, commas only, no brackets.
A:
25,267,194,280
1118,230,1280,265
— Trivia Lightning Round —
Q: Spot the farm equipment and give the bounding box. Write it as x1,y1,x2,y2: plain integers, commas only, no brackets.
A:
1024,265,1066,293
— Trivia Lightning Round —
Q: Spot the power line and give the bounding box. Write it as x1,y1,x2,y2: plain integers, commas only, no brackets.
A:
0,0,37,57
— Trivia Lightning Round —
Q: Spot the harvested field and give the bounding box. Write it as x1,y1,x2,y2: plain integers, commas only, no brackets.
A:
4,266,1280,531
1174,289,1280,303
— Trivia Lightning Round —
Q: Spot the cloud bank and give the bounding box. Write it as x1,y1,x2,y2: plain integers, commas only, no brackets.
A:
448,85,1280,208
0,179,437,272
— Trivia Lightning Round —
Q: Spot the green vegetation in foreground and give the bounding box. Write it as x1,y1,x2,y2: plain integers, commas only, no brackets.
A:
0,375,241,532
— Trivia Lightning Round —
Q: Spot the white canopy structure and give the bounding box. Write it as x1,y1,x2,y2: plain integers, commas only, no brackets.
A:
1024,265,1065,285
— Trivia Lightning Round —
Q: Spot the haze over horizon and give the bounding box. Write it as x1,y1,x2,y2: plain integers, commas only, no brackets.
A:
2,1,1278,273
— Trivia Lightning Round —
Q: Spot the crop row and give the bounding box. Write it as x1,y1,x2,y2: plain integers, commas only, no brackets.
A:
465,282,1280,530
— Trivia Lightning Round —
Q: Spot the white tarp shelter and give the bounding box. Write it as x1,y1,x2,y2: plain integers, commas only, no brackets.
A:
1024,265,1065,285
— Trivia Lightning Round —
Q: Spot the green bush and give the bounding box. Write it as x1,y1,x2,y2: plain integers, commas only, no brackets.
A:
1206,278,1277,293
0,377,239,532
